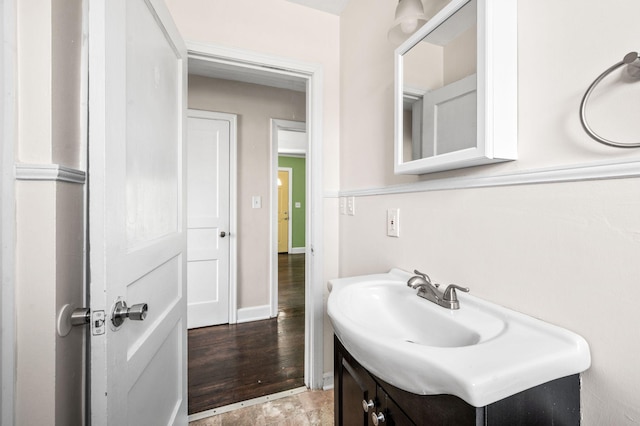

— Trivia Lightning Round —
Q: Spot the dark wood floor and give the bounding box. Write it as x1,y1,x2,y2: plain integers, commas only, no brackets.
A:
187,254,305,415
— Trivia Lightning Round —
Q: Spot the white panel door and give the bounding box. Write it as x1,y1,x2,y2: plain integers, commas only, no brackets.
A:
187,111,233,328
88,0,187,424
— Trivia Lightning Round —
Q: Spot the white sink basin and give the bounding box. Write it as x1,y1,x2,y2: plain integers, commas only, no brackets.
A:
327,269,591,407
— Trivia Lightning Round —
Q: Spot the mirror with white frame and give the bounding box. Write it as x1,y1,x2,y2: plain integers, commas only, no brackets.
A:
394,0,517,175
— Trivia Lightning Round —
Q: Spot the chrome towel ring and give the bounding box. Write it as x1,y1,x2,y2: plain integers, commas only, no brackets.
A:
579,51,640,148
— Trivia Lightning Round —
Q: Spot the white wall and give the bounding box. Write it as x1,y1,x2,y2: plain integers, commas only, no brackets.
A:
14,0,85,424
188,75,306,309
339,0,640,423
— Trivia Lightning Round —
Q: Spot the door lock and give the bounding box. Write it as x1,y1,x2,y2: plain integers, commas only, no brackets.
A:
111,300,148,329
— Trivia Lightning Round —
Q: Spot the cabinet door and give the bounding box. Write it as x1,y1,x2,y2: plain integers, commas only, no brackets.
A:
339,357,377,426
378,386,415,426
335,336,378,426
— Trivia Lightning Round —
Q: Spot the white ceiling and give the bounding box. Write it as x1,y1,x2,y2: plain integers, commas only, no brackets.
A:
286,0,351,15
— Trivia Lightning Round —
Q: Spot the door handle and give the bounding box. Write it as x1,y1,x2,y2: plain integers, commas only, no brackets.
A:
57,304,91,336
220,231,227,238
70,307,91,326
111,300,148,329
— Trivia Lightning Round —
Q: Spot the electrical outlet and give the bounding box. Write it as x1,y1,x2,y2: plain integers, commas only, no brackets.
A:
387,208,400,237
347,197,356,216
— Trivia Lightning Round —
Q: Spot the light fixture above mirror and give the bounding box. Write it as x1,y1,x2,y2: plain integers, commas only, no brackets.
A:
388,0,429,45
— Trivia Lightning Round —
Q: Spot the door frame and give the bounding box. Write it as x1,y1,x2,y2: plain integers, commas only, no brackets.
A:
277,167,293,254
187,41,324,390
1,0,17,422
186,109,238,325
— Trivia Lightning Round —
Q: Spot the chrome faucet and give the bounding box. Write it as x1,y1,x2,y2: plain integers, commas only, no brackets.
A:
407,269,469,310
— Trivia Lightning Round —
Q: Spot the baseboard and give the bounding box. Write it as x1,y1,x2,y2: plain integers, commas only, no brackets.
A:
236,304,271,323
289,247,306,254
322,372,334,391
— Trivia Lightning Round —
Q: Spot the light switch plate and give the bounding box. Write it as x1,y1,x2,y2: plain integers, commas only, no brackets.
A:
339,197,347,215
252,196,262,209
387,208,400,237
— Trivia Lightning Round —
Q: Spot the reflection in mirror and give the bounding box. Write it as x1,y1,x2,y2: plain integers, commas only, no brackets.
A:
402,87,425,162
402,0,477,161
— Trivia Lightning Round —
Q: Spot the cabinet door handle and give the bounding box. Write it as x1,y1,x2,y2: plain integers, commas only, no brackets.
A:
372,411,386,425
362,399,374,412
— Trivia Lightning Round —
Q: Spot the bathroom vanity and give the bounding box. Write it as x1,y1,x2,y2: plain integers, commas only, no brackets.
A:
328,269,590,426
334,336,581,425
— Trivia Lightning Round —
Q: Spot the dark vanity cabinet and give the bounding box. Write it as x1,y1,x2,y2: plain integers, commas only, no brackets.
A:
334,336,581,426
337,339,412,426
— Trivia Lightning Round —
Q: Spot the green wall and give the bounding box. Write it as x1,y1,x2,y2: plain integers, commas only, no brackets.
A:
278,156,306,249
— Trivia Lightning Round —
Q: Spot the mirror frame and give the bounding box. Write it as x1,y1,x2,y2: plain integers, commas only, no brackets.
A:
394,0,517,175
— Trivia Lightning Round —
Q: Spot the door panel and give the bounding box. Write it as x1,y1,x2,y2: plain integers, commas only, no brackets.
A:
187,260,219,302
187,113,232,328
88,0,187,423
125,0,180,246
127,321,182,425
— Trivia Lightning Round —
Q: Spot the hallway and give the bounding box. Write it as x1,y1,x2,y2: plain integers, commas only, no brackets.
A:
188,254,306,415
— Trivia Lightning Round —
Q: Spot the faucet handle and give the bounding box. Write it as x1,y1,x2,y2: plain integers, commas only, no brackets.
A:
408,270,440,288
413,269,430,281
443,284,469,302
413,269,435,284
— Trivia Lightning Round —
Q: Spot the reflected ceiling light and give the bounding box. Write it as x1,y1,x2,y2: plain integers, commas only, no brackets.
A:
277,178,283,186
388,0,428,46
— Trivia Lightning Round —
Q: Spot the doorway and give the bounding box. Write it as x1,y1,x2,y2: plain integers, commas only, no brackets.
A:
271,119,307,317
185,44,324,417
186,105,307,415
277,168,292,253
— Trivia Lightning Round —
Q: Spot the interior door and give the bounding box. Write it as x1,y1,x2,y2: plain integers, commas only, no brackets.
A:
187,111,232,328
88,0,188,424
277,169,290,253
